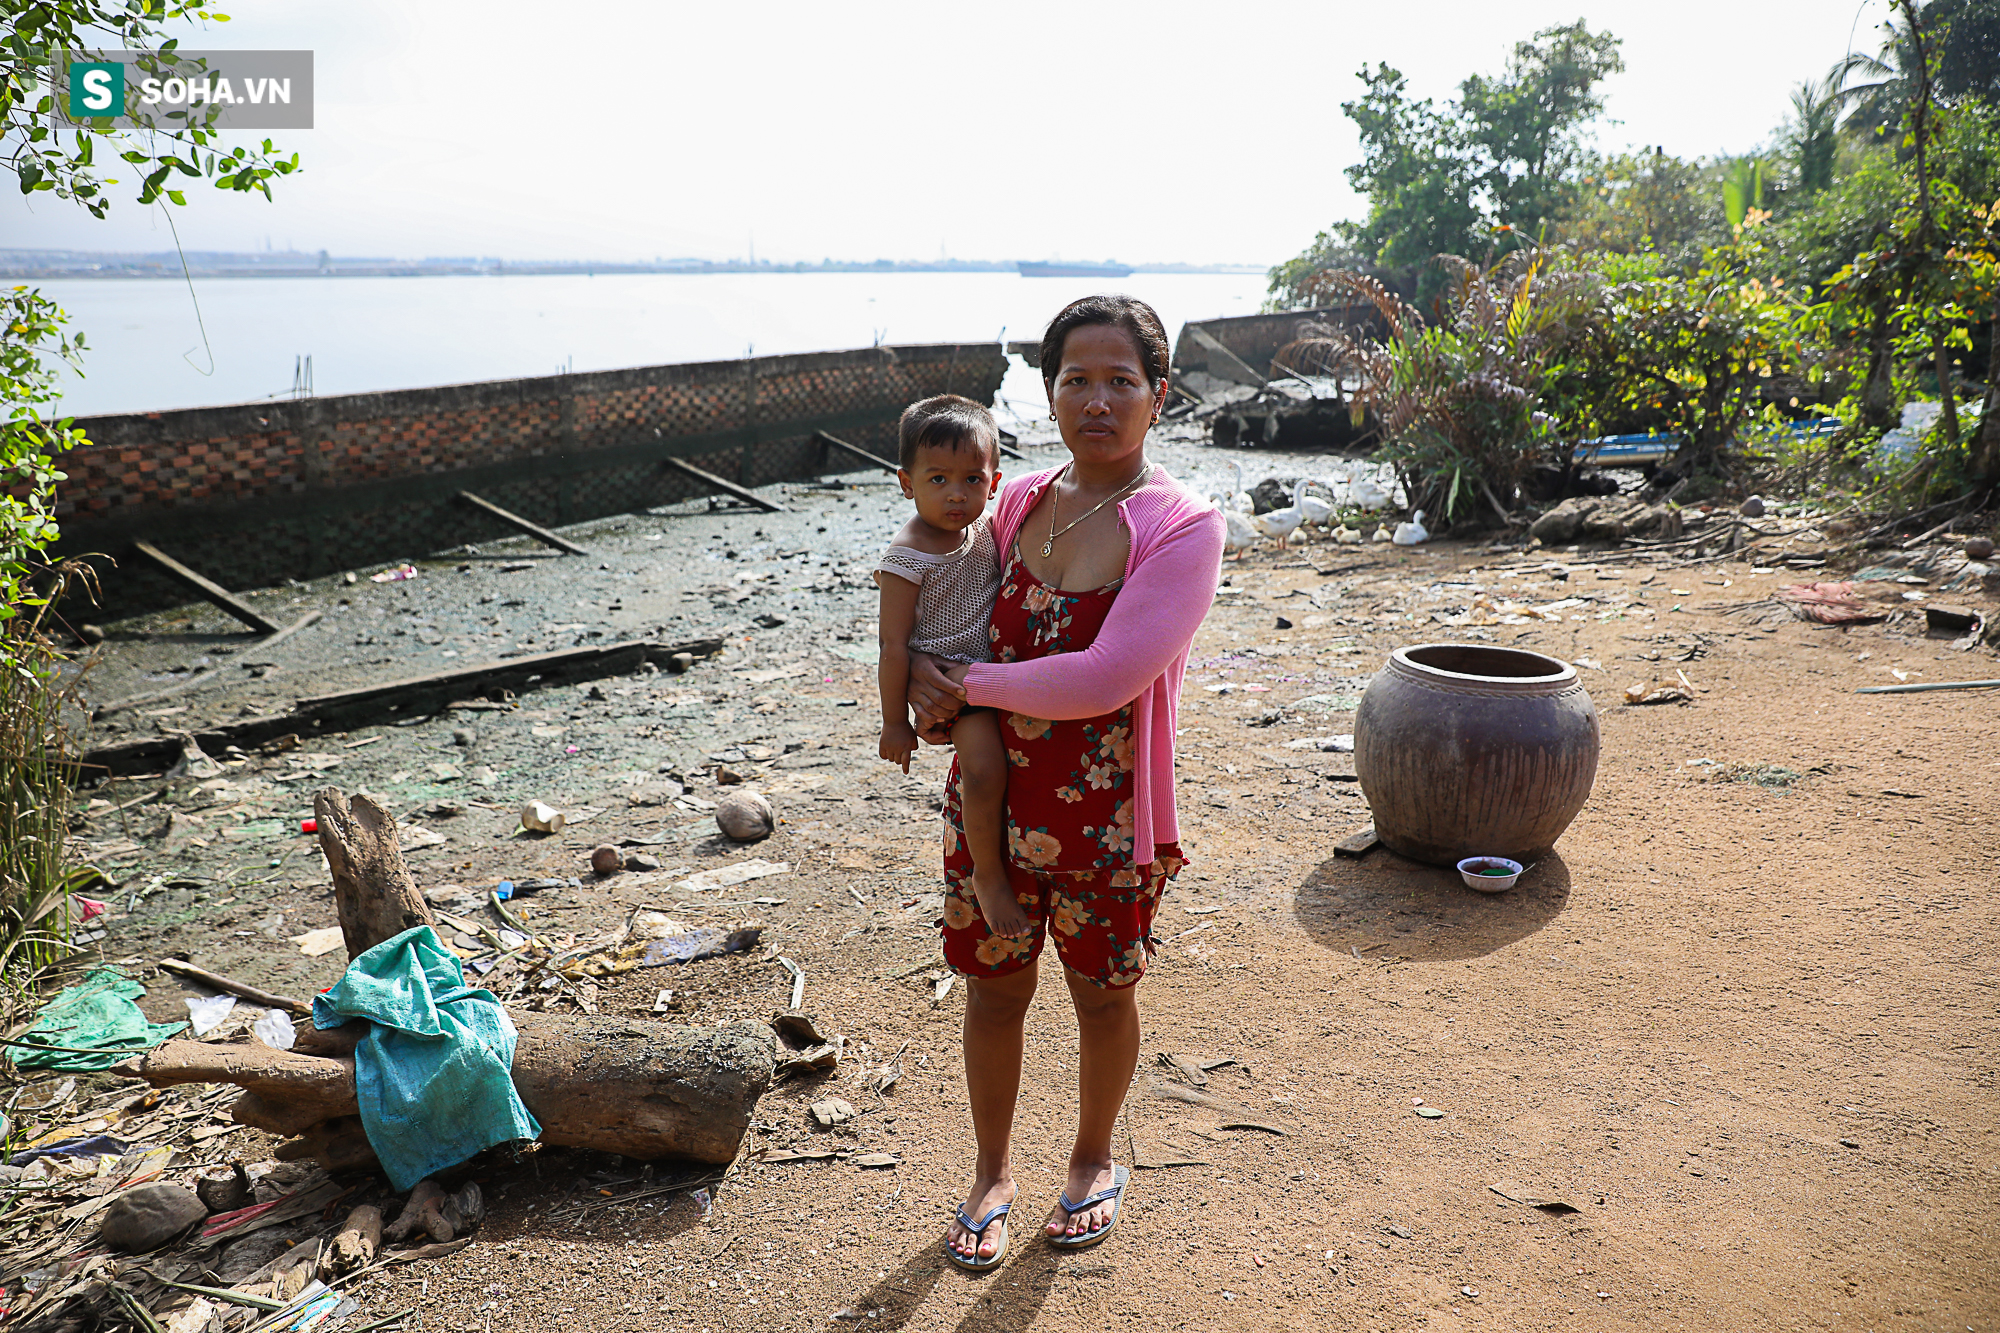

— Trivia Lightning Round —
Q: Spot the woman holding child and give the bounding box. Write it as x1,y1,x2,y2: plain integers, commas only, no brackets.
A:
878,295,1224,1269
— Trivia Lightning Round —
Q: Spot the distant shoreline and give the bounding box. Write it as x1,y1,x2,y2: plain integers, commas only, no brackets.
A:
0,251,1269,282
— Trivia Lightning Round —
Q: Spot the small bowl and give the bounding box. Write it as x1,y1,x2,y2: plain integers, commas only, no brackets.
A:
1456,856,1523,892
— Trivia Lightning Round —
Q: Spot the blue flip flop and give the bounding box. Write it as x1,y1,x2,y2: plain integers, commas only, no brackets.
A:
946,1200,1010,1272
1048,1164,1129,1250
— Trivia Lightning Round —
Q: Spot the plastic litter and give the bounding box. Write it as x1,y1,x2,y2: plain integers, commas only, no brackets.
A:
184,994,237,1037
253,1008,297,1051
299,818,318,834
369,563,418,583
561,911,765,979
520,800,565,834
3,1134,129,1167
10,968,186,1070
312,925,540,1190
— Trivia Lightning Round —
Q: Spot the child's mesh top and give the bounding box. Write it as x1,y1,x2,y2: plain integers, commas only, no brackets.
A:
874,516,999,665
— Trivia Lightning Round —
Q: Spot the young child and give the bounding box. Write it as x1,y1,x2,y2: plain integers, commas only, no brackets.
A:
874,395,1027,938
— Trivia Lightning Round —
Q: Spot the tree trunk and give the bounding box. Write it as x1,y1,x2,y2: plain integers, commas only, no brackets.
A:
1975,300,2000,485
314,789,436,960
1934,333,1961,445
135,1014,776,1165
1862,308,1897,433
121,787,775,1171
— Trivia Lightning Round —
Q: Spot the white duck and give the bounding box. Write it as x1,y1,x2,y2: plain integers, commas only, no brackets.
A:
1392,509,1430,546
1351,476,1392,511
1217,499,1259,560
1333,522,1364,545
1252,478,1307,549
1227,462,1255,514
1299,485,1334,528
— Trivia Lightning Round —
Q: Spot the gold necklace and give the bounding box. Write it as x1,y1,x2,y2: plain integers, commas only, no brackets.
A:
1042,463,1152,558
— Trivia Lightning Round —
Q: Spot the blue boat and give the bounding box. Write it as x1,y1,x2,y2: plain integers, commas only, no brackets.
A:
1571,417,1840,466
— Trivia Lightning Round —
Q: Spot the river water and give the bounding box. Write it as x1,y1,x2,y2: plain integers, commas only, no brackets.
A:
34,270,1271,422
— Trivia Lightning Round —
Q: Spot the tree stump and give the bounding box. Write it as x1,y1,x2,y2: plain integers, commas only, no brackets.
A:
124,788,774,1170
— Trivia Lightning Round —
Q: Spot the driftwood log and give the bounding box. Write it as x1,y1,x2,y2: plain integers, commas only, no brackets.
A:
125,789,774,1170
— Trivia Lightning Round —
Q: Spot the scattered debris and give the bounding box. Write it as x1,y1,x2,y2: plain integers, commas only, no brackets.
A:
1623,680,1693,706
1155,1052,1210,1086
8,968,187,1069
1488,1179,1581,1214
290,926,346,957
677,858,790,893
1773,581,1888,625
716,790,776,842
810,1097,858,1128
99,1183,207,1252
1333,825,1380,859
1854,677,2000,695
520,800,566,834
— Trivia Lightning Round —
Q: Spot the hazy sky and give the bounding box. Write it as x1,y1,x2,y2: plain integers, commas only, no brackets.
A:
7,0,1893,266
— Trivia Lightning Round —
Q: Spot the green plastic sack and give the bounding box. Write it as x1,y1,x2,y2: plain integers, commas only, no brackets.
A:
312,926,540,1190
10,968,185,1070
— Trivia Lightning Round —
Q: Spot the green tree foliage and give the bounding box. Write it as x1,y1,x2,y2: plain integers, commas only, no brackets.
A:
1548,150,1722,269
1564,234,1815,471
1458,21,1626,233
1293,252,1602,520
1788,74,1843,194
1332,63,1487,294
3,0,300,215
1835,0,2000,136
1272,22,1622,303
0,286,84,626
0,0,302,623
0,1,304,978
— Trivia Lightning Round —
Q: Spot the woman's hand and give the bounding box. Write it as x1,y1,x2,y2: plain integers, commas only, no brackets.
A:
907,654,970,743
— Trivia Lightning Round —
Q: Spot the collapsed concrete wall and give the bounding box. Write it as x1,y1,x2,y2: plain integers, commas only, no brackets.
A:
54,342,1005,620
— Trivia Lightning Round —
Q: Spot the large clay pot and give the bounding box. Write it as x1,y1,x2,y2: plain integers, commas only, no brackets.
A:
1352,643,1599,866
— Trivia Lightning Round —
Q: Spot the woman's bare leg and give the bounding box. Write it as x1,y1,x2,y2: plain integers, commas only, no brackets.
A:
1047,966,1140,1238
945,963,1039,1260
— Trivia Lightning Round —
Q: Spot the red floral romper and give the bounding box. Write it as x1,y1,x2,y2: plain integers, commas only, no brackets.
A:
939,541,1186,988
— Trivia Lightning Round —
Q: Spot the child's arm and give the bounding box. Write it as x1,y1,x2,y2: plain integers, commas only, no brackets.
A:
874,570,922,773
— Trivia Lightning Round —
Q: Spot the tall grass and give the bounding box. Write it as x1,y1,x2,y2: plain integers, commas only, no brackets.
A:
0,572,94,991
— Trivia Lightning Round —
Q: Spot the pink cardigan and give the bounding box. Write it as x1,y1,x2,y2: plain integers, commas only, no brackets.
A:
962,464,1225,867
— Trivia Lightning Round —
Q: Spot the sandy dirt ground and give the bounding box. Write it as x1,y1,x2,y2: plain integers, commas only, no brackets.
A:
17,423,2000,1332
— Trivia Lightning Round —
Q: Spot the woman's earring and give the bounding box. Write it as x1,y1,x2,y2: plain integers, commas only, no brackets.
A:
1049,411,1056,421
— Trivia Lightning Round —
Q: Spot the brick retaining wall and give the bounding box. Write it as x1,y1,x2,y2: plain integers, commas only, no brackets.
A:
53,342,1005,620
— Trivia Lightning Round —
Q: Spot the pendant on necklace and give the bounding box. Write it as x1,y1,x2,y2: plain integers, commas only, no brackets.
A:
1040,539,1054,557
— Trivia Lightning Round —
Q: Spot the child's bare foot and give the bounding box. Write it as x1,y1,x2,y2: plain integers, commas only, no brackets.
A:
971,865,1031,938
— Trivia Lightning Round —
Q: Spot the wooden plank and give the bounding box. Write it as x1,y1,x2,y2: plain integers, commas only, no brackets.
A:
130,541,283,634
157,959,308,1014
458,491,588,555
1332,824,1380,859
814,431,898,474
79,638,728,778
260,609,324,650
663,456,783,512
295,636,726,716
995,429,1027,461
296,641,644,716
